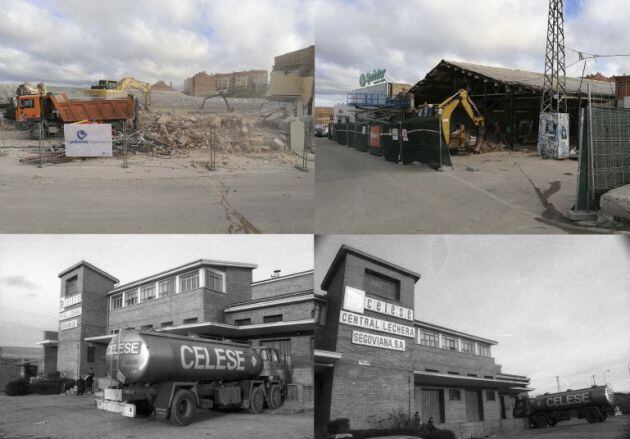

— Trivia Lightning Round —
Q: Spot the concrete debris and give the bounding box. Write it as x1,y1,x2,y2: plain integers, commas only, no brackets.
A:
599,184,630,223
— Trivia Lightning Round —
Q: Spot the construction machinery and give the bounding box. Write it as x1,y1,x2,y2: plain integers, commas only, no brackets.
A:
513,385,615,428
85,76,151,109
96,330,289,426
15,92,135,138
199,89,233,113
435,89,485,153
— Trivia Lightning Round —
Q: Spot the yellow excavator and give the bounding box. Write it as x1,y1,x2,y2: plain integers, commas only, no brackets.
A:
436,89,485,153
84,76,151,109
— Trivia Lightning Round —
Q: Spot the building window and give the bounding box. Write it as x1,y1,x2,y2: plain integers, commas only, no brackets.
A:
235,318,251,326
205,269,225,292
263,314,283,323
478,344,491,357
65,275,78,296
125,290,137,306
486,390,496,401
419,330,439,348
161,321,173,328
363,269,400,301
158,278,175,297
87,346,95,364
180,272,199,293
111,329,119,335
140,285,155,302
140,324,153,330
111,293,123,310
461,340,473,353
312,303,327,325
443,336,457,351
449,389,461,401
183,317,198,324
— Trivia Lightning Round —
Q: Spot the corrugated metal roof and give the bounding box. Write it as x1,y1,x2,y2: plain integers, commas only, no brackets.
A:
417,60,615,97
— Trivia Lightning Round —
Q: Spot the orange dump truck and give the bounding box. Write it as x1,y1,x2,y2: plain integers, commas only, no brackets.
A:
15,93,136,138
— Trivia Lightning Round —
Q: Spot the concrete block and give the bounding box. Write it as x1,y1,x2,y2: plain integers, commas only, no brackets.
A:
599,184,630,222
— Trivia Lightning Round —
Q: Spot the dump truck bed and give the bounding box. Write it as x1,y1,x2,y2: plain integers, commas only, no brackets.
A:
50,93,134,123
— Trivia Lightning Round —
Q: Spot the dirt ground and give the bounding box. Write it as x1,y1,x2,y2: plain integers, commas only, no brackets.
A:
315,137,628,234
0,128,314,233
0,394,313,439
492,415,630,439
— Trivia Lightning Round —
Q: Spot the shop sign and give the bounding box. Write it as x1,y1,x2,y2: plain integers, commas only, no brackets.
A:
343,286,414,321
359,68,387,87
351,330,405,351
59,307,82,321
60,319,78,331
340,310,415,338
60,294,82,310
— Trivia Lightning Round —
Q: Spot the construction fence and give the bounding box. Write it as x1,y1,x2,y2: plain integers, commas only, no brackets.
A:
331,117,452,170
575,88,630,212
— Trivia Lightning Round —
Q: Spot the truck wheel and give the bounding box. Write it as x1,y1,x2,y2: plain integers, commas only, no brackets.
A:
169,389,196,426
534,414,548,428
585,408,601,423
248,387,264,414
266,385,282,409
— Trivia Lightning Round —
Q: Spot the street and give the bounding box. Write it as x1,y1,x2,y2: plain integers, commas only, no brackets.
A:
0,141,314,234
315,137,607,234
494,415,630,439
0,394,313,439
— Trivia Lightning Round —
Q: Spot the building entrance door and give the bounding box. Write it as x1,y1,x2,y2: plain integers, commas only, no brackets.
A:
465,389,483,421
416,388,444,423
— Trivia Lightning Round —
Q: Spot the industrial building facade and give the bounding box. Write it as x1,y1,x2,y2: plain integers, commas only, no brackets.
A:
183,69,269,96
38,260,314,402
315,246,531,439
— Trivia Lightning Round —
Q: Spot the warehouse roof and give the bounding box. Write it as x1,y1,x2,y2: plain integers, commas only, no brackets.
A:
411,59,615,97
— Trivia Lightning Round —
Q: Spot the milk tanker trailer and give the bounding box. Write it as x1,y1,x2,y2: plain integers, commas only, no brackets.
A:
513,385,615,428
96,330,289,425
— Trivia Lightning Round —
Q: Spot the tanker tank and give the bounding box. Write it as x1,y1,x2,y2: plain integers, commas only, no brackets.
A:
530,385,615,412
105,330,263,385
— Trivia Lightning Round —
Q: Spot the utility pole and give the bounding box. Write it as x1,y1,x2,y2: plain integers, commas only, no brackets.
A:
538,0,569,159
592,375,597,386
556,376,561,392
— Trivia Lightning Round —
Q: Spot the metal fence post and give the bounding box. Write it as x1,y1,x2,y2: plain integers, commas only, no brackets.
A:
398,121,403,165
122,122,128,168
0,113,6,156
38,119,43,168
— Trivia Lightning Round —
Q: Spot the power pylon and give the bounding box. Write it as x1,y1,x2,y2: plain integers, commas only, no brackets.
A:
541,0,567,114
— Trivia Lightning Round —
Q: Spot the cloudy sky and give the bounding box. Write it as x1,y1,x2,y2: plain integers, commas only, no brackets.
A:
316,0,630,106
315,235,630,395
0,0,314,88
0,235,313,348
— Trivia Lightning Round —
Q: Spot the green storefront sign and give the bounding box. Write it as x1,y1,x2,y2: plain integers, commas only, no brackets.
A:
359,69,387,87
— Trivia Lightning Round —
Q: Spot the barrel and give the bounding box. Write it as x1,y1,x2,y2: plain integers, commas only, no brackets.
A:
530,385,614,412
105,330,263,385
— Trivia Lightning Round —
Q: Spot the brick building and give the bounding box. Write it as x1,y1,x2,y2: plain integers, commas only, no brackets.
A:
267,45,315,116
314,246,531,439
184,70,269,96
183,71,217,96
150,81,172,91
315,107,334,127
37,259,314,402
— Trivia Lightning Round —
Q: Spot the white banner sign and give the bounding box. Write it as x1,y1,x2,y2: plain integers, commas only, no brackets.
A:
59,307,82,321
343,286,365,314
60,294,82,310
352,330,406,351
64,124,113,157
60,319,78,331
340,310,415,338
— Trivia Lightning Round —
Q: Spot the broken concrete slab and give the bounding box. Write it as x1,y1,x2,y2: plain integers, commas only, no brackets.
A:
599,184,630,223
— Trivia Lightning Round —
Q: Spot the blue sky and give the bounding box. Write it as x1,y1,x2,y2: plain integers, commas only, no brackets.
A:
0,0,314,88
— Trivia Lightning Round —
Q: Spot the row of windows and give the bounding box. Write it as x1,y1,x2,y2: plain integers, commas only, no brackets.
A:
234,314,283,326
419,330,491,357
110,317,198,333
449,389,496,401
110,270,225,310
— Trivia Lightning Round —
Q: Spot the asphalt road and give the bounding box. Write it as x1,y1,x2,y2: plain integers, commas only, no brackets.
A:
0,146,314,234
315,137,607,234
0,394,313,439
493,415,630,439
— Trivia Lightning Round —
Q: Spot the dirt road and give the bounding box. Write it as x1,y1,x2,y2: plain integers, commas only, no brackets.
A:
0,394,313,439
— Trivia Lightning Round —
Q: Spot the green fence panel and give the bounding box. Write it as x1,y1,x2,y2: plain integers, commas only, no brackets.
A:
334,123,348,145
354,122,369,152
382,117,452,169
368,121,389,156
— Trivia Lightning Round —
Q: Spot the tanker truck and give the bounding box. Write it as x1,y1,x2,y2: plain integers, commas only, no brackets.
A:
96,330,289,425
513,385,615,428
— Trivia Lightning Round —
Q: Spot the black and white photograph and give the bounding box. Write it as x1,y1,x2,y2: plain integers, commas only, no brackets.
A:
0,235,314,438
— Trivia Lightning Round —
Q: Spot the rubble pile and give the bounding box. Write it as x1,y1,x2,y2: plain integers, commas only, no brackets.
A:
133,110,289,154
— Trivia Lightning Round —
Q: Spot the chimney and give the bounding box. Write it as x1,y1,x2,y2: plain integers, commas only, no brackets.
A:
272,269,281,278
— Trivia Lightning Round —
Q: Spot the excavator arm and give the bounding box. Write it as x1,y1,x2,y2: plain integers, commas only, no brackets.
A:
116,77,151,109
437,89,485,147
199,90,233,113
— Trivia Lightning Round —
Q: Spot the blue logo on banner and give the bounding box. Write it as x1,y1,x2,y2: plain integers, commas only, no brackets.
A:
77,129,88,140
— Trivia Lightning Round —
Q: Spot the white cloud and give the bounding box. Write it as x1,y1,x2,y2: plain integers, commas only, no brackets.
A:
316,0,630,105
0,0,314,87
